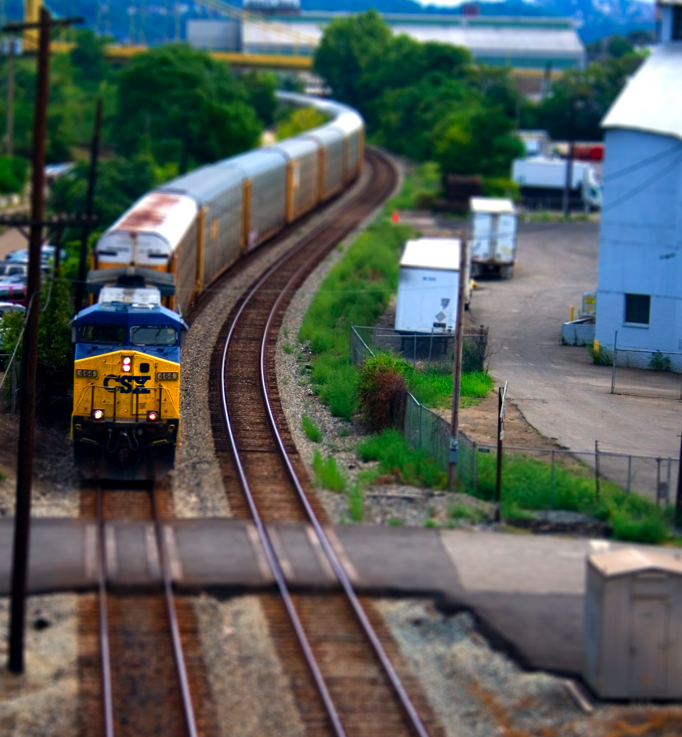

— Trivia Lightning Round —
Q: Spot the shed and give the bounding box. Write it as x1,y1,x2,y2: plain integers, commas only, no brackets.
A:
394,238,470,334
584,548,682,699
469,197,517,278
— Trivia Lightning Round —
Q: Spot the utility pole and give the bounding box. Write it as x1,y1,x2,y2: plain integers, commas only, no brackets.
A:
448,232,468,491
5,34,15,157
4,8,82,675
75,97,102,314
562,98,577,218
675,427,682,527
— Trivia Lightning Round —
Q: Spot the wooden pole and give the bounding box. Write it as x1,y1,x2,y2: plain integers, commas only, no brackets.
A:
495,386,503,522
448,233,467,491
8,6,50,675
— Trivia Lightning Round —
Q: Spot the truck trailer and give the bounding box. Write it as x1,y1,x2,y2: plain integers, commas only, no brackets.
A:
469,197,517,278
512,156,603,211
395,238,471,334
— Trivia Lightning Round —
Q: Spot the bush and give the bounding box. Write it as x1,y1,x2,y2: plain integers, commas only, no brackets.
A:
357,429,446,489
611,510,669,545
482,176,520,202
357,352,407,429
301,415,322,442
586,341,613,366
0,156,28,195
650,350,672,372
313,450,347,492
384,162,442,212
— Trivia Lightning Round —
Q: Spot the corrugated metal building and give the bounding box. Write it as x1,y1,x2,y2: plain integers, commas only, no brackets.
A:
595,1,682,367
189,13,585,71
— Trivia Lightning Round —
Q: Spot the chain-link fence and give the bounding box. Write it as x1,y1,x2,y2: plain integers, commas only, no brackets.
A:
350,325,488,372
608,335,682,399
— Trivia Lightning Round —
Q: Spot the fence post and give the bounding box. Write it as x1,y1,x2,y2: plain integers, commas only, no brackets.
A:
595,440,601,503
418,402,423,449
626,455,631,494
550,450,555,509
472,441,478,494
413,333,417,366
656,457,662,508
667,458,672,506
610,330,618,394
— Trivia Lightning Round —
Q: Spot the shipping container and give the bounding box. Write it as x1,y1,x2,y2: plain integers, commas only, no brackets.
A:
469,197,517,278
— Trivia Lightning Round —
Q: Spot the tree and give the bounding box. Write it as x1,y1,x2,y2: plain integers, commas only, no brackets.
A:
276,107,328,140
113,45,262,169
69,29,114,90
313,10,393,115
241,71,278,127
434,105,524,177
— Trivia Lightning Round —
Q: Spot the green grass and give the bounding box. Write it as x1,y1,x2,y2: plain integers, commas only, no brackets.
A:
282,343,293,354
384,162,442,212
301,415,322,443
348,483,364,522
313,450,346,492
357,429,447,490
424,518,438,529
300,220,413,419
470,452,671,544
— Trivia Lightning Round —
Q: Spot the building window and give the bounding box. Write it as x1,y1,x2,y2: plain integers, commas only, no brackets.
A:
624,293,650,325
674,7,682,41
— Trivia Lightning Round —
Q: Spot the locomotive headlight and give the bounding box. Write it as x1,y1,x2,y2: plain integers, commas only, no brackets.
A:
147,410,159,422
92,409,105,421
122,356,132,373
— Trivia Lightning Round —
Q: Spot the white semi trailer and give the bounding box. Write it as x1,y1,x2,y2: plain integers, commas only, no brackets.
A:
395,238,470,334
469,197,517,278
512,156,603,211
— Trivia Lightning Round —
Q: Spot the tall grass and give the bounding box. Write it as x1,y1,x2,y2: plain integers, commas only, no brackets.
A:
313,450,346,492
301,415,322,443
384,162,442,212
300,220,412,419
357,429,447,489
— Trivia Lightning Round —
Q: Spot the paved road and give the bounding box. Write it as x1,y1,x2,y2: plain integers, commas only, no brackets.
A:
470,222,681,467
0,227,26,259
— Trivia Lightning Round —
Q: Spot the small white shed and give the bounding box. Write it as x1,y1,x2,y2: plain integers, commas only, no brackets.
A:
469,197,517,278
584,548,682,700
394,238,470,334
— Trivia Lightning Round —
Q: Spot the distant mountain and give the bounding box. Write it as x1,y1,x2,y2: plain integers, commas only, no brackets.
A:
3,0,654,46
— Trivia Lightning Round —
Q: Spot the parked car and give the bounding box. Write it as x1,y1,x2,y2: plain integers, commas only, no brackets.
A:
6,245,67,266
0,275,27,305
0,262,28,279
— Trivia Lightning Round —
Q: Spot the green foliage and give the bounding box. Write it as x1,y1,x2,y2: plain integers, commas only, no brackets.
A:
469,452,671,544
348,483,364,522
650,351,672,372
313,450,347,492
114,44,262,169
2,276,74,399
357,352,407,429
482,177,520,201
449,501,484,523
276,106,329,140
301,415,323,443
0,156,28,194
240,71,278,127
357,429,447,489
388,517,402,526
385,162,442,212
69,30,114,91
586,341,613,366
282,343,293,354
314,11,522,177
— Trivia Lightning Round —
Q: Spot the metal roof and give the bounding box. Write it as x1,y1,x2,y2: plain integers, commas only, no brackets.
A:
470,197,516,214
267,136,318,160
589,548,682,577
602,44,682,143
159,166,244,205
215,148,288,177
400,238,462,271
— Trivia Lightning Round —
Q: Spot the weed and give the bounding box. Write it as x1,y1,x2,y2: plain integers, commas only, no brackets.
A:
338,426,351,438
384,162,442,212
650,350,672,372
357,429,447,489
448,502,483,522
282,343,293,354
313,450,346,492
611,510,669,545
281,376,289,386
348,482,364,522
424,518,438,529
586,341,613,366
283,327,289,339
388,517,403,526
358,352,408,429
301,415,322,443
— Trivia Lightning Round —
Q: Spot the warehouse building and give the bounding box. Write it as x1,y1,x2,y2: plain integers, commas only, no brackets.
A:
188,12,585,72
594,0,682,368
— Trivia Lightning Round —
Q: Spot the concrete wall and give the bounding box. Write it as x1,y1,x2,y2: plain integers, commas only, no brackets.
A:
595,128,682,356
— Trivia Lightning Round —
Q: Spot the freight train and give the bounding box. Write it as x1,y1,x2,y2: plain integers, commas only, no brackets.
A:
72,92,365,480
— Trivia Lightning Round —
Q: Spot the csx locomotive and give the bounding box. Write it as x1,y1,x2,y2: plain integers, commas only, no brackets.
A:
72,92,364,479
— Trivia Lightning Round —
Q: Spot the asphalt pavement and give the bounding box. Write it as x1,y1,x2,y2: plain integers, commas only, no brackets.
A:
470,221,681,462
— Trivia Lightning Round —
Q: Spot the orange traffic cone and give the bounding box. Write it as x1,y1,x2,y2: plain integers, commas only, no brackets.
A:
391,210,400,223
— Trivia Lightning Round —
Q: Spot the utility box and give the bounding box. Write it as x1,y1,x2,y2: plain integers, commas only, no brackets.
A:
395,238,470,334
469,197,517,278
584,548,682,700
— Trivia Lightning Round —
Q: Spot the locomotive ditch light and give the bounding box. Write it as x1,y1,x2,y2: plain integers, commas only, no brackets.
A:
122,356,132,373
147,410,159,422
92,409,105,421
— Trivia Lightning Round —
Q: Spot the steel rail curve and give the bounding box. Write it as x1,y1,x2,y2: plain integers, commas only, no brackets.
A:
94,483,199,737
220,149,431,736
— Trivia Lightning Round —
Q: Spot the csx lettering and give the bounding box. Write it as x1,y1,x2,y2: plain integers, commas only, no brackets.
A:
103,375,151,394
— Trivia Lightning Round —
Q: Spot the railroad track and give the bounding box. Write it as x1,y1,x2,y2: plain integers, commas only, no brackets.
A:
210,149,446,737
78,481,216,737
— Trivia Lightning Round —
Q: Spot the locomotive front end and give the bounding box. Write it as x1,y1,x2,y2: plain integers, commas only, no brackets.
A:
72,274,185,480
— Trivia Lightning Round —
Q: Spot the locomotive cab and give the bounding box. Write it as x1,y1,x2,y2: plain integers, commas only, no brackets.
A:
72,269,187,480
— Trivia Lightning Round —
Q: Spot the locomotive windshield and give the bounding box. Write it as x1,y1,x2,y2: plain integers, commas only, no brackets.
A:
78,323,127,344
130,325,178,346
